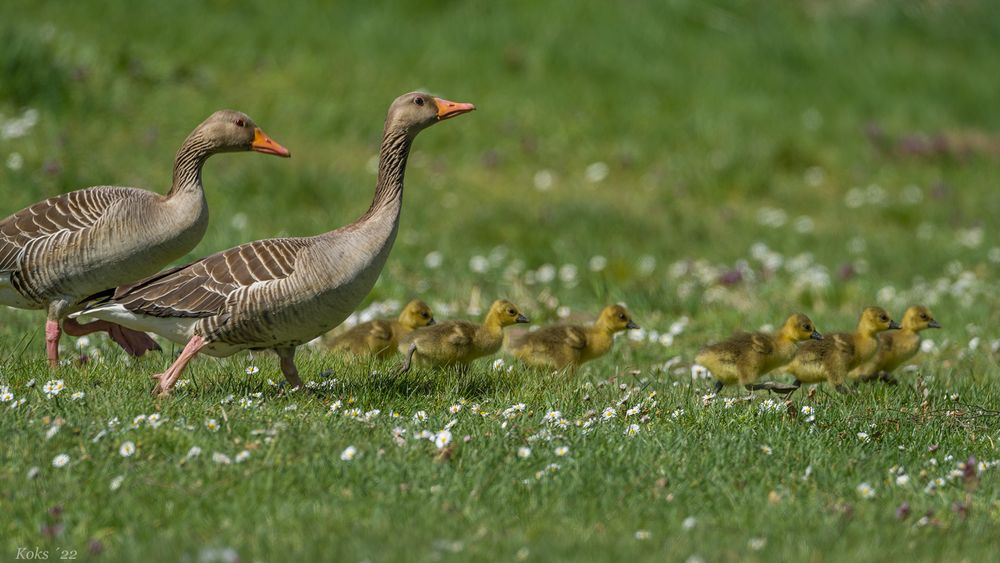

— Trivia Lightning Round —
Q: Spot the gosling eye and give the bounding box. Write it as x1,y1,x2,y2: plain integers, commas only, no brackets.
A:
803,324,811,331
507,309,516,316
920,313,928,320
414,96,425,106
235,118,246,128
618,313,626,320
421,312,429,318
880,315,888,322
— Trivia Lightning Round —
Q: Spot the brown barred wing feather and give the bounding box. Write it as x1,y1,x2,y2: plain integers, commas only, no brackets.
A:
110,238,310,318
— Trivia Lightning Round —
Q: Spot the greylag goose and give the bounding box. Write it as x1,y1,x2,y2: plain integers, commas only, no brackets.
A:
327,299,435,358
507,305,639,372
75,92,474,396
0,110,290,367
398,299,528,372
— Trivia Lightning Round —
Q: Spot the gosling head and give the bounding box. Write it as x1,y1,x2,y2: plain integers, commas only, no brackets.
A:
596,305,640,334
195,110,290,157
780,313,822,342
488,300,529,327
385,92,475,137
858,306,900,335
901,305,941,332
398,299,435,329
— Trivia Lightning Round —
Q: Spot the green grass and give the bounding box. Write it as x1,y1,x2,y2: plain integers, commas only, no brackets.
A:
1,0,999,561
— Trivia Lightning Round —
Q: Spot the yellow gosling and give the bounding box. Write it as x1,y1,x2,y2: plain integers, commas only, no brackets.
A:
783,306,899,394
849,305,941,383
695,313,822,393
398,300,528,372
507,305,639,372
328,299,435,358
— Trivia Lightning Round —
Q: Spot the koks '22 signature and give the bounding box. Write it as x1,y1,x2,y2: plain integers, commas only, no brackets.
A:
16,547,78,560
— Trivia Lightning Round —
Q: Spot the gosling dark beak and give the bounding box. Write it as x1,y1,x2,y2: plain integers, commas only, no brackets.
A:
515,314,529,324
626,320,639,330
810,330,823,340
426,318,436,326
251,128,291,158
928,319,941,329
434,97,476,121
888,320,901,330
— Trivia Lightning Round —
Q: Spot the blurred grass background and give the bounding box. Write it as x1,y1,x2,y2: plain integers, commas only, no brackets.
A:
2,1,997,319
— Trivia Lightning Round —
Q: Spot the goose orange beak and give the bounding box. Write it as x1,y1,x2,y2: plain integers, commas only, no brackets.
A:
434,97,476,121
251,128,291,158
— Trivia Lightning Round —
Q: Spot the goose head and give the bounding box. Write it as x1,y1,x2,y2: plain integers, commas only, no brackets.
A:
780,312,822,342
596,305,640,334
901,305,941,331
385,92,475,137
858,306,900,336
487,299,529,327
196,110,291,157
399,299,436,329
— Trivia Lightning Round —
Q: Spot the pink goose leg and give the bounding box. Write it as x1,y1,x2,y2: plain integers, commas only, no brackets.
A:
275,347,304,389
152,335,206,397
45,320,61,369
63,318,162,356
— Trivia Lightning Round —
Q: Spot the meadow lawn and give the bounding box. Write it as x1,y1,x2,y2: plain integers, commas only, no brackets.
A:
1,1,999,561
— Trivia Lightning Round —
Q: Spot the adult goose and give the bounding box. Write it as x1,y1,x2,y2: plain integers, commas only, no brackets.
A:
1,110,290,367
76,92,474,396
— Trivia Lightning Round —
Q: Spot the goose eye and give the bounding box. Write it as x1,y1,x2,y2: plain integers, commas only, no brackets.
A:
619,314,626,320
421,312,429,318
920,314,928,319
880,315,888,321
414,97,425,106
508,309,516,315
235,118,246,127
803,324,811,331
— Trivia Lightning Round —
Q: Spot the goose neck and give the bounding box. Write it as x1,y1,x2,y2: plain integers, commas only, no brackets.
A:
168,130,214,197
365,127,413,217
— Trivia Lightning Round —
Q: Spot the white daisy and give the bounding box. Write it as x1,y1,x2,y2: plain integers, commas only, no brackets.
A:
205,418,220,432
245,365,260,375
601,407,617,420
624,424,640,437
434,430,453,449
413,410,428,423
52,453,70,468
43,379,65,398
0,387,13,402
185,446,202,460
147,413,162,428
517,447,531,459
554,446,569,457
109,475,124,491
449,404,462,414
71,391,85,401
212,452,232,465
340,445,358,461
235,450,251,463
856,482,876,499
119,441,136,457
543,410,561,423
